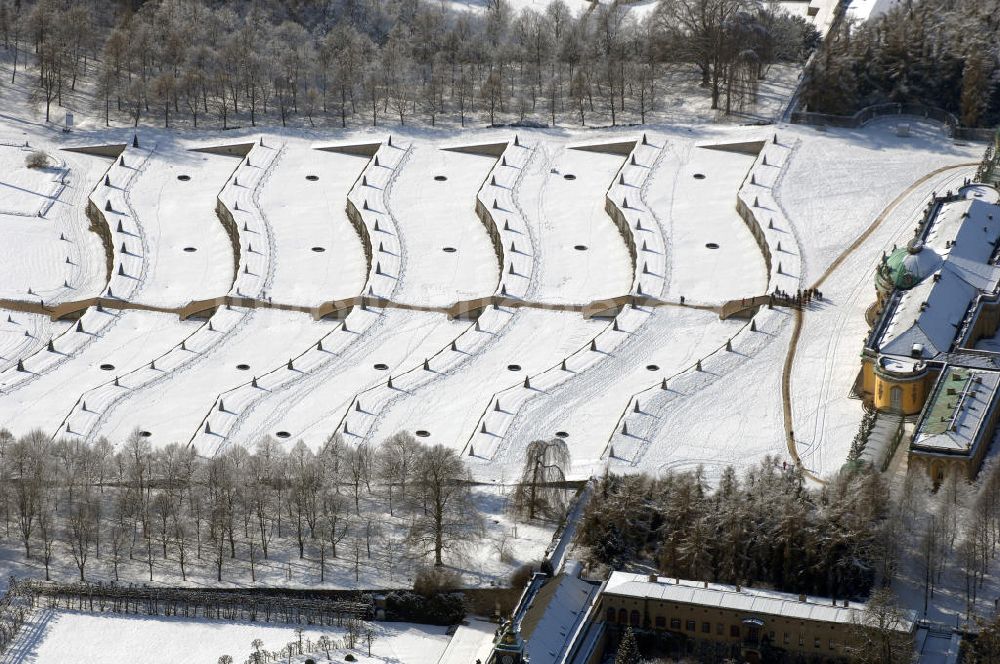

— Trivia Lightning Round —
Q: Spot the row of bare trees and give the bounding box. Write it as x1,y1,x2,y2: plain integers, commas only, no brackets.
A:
0,0,817,129
0,427,482,586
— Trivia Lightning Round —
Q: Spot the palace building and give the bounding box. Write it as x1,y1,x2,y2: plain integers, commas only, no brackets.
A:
860,183,1000,481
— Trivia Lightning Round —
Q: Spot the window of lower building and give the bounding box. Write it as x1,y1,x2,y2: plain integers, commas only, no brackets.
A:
686,620,696,632
814,637,821,648
829,640,836,650
702,622,711,634
607,607,616,622
783,632,789,646
716,623,724,636
630,610,641,626
655,616,665,628
799,634,804,647
618,609,628,624
670,618,681,630
730,625,740,638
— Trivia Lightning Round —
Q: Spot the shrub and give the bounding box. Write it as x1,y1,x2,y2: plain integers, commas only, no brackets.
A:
345,655,356,662
413,567,461,597
25,150,49,169
384,590,466,625
509,563,536,589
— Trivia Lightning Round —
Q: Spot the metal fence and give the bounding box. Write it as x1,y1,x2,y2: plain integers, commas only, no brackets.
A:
791,103,996,142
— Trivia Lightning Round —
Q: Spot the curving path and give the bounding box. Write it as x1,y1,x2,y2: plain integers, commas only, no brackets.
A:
783,162,979,478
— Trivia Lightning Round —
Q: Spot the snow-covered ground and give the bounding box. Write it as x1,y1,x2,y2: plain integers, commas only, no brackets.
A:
92,309,335,447
259,140,369,305
518,144,632,304
388,143,499,306
0,611,450,664
0,115,988,489
0,311,199,433
125,141,235,307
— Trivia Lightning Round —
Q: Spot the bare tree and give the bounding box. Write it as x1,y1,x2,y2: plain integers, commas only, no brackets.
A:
409,444,482,566
512,438,571,520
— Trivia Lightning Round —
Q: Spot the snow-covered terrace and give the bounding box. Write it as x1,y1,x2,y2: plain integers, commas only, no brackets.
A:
0,310,197,432
192,138,466,450
387,143,498,306
258,141,368,305
126,143,235,307
519,145,632,304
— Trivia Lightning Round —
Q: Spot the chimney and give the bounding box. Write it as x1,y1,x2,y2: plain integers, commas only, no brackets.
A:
798,594,806,602
648,574,657,583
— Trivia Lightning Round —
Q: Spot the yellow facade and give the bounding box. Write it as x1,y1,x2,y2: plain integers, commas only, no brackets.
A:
599,592,869,662
861,358,934,416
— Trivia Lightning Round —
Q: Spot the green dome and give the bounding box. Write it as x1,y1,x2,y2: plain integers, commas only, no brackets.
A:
877,240,941,291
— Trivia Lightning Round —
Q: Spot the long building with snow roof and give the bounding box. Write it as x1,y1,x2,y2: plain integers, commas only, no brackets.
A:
595,572,914,663
860,183,1000,481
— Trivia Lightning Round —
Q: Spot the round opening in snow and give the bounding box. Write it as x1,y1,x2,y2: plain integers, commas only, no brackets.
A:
139,431,152,438
275,431,291,439
305,175,319,181
555,431,569,438
434,175,447,181
183,246,197,252
574,245,588,251
415,430,430,438
705,242,720,249
373,363,389,371
564,174,576,180
442,247,457,253
177,175,191,182
693,173,706,180
100,363,115,371
646,364,659,371
236,363,250,371
507,364,522,372
311,247,326,252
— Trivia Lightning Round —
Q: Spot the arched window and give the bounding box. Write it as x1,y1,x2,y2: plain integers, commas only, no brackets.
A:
618,608,628,624
630,610,641,626
607,607,616,622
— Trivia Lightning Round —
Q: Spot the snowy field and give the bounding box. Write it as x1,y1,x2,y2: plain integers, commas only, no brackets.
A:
0,611,450,664
0,116,987,490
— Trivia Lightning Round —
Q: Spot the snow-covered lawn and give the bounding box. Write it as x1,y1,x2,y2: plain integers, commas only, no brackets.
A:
0,611,450,664
652,141,766,303
0,117,990,492
517,144,632,304
259,141,368,305
369,309,605,454
0,142,107,304
91,309,335,447
206,310,466,451
126,142,236,307
0,311,198,433
0,143,64,217
389,144,499,306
